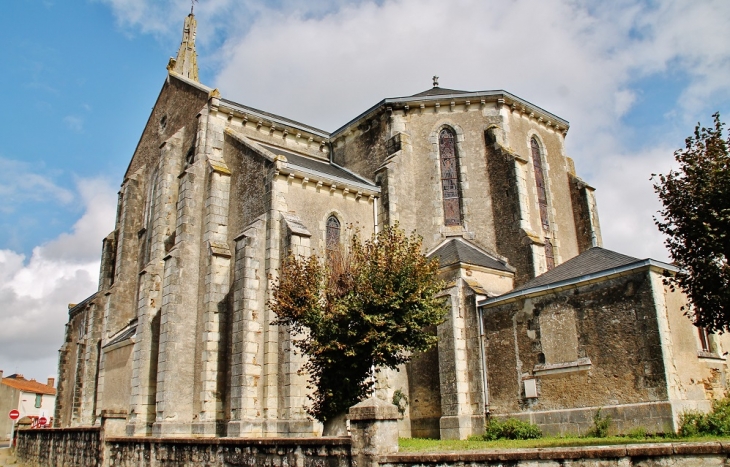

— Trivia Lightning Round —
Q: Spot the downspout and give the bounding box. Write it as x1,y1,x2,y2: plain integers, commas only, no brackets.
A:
477,303,490,415
373,196,379,234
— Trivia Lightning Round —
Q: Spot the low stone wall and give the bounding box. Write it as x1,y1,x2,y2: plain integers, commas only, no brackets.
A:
499,401,675,436
382,442,730,466
16,427,102,467
104,436,351,467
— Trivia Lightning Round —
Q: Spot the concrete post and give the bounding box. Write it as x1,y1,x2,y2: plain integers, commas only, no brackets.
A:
349,397,399,467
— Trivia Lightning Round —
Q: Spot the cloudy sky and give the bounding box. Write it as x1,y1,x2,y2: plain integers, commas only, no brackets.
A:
1,0,729,382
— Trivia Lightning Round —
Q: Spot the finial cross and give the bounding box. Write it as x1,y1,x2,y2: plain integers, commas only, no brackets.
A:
433,75,439,88
191,0,198,14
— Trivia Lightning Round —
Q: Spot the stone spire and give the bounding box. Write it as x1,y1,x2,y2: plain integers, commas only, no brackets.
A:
167,13,199,82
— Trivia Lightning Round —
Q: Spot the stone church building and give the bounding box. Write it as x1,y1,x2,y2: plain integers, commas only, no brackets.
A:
55,13,730,440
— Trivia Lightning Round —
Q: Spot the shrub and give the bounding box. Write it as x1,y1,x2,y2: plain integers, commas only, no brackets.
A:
481,418,542,441
626,427,648,439
585,408,611,438
679,396,730,437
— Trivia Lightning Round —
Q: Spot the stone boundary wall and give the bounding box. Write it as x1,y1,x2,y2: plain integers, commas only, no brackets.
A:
16,427,102,467
16,427,730,467
382,442,730,466
103,436,351,467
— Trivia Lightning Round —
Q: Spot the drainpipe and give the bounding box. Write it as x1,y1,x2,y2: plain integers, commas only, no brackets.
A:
477,303,490,415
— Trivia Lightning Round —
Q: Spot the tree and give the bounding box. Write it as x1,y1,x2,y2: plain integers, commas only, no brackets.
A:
269,224,447,422
653,112,730,332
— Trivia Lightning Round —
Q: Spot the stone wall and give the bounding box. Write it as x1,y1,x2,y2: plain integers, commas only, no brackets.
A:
104,437,351,467
16,427,101,467
482,270,670,434
382,442,730,467
17,428,730,467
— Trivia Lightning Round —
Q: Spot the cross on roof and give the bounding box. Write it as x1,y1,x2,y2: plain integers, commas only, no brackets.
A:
433,75,439,87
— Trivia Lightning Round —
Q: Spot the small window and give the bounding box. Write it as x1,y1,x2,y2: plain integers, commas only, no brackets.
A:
35,394,42,408
326,216,341,251
698,327,715,353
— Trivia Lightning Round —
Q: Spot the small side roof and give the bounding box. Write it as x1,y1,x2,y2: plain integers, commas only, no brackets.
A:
2,375,56,396
480,247,677,307
257,143,379,191
512,247,641,293
428,238,515,273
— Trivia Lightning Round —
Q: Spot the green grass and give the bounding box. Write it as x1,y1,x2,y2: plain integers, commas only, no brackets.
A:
399,435,730,452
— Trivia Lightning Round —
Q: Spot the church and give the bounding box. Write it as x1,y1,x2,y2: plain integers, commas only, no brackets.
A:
54,13,730,440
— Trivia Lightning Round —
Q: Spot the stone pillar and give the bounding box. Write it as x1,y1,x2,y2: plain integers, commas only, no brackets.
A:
228,217,266,436
349,397,399,467
194,127,232,436
437,280,484,440
261,165,285,435
128,130,183,436
153,119,206,437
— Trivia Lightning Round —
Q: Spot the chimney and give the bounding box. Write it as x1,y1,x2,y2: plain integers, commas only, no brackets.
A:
47,377,55,388
0,370,3,380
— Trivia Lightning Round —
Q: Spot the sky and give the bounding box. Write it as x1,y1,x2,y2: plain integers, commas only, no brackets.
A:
0,0,729,382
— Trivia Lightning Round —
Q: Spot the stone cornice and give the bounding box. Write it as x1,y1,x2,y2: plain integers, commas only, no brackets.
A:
331,90,570,140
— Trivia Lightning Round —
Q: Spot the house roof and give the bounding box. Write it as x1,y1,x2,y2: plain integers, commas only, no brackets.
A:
479,247,678,308
428,238,514,273
1,375,56,396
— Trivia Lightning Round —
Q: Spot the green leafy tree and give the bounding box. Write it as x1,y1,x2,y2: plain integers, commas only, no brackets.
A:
653,112,730,332
269,224,447,422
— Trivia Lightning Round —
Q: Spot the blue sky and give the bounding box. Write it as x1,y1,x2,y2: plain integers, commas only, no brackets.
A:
1,0,729,381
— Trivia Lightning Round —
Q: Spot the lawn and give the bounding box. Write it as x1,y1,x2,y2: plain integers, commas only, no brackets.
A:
399,435,730,452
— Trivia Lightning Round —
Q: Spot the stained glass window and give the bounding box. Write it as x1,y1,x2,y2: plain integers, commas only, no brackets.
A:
326,215,340,250
439,129,462,226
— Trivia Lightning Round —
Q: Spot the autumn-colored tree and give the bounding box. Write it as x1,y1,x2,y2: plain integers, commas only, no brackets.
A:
653,112,730,332
270,224,447,422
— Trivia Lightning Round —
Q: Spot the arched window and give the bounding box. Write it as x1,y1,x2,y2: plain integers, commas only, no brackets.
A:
531,137,554,269
326,215,341,251
439,128,462,226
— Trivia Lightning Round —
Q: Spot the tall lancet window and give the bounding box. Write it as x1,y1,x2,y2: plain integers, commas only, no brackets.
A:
531,137,554,269
326,215,341,251
439,128,462,226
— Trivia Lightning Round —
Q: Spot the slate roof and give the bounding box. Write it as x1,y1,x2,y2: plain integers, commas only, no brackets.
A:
428,238,514,273
511,247,642,293
2,376,56,396
103,322,137,349
259,143,377,188
410,87,471,97
221,99,329,136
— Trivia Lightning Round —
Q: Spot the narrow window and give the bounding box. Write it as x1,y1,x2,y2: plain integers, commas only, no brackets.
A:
326,216,341,251
531,137,550,232
439,128,462,226
532,137,554,270
544,237,555,270
35,394,42,408
698,327,715,353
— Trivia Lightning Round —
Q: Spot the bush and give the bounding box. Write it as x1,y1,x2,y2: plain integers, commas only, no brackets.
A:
585,408,611,438
481,418,542,441
679,396,730,437
626,427,648,439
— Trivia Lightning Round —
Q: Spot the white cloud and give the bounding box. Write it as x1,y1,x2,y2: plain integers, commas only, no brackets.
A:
0,178,116,381
0,158,74,213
